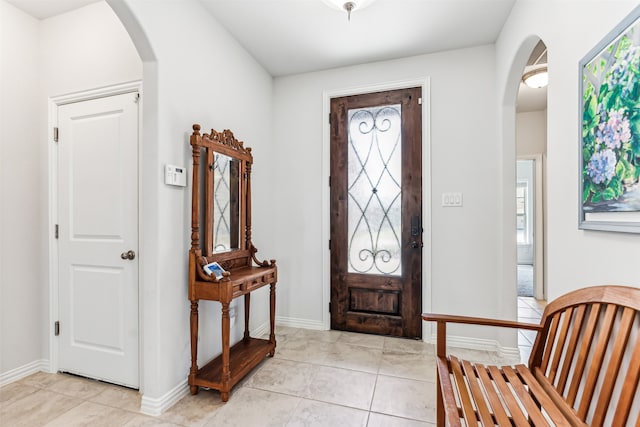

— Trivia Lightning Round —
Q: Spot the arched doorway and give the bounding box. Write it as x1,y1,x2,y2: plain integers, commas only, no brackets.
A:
514,38,548,361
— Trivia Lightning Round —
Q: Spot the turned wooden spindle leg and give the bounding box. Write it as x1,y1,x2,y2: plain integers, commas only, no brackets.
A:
269,282,276,356
189,300,199,395
243,293,251,342
221,301,231,402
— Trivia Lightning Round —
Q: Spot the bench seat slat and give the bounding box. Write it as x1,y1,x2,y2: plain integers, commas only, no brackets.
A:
487,365,530,426
449,356,479,426
502,366,550,426
436,357,464,427
461,360,494,425
516,365,573,426
475,363,512,425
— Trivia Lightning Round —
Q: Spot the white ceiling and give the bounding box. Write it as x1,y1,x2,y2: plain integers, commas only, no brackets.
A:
5,0,100,19
200,0,516,77
517,80,547,112
6,0,546,111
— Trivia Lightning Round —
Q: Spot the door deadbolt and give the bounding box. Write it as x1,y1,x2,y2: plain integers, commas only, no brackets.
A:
120,250,136,260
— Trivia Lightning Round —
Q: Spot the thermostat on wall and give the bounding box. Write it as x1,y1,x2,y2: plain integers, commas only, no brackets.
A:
165,164,187,187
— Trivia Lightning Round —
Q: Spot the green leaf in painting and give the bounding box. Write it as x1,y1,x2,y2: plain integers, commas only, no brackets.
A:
582,184,592,203
603,187,616,200
631,134,640,157
584,95,597,122
615,177,623,197
620,157,636,181
592,192,603,203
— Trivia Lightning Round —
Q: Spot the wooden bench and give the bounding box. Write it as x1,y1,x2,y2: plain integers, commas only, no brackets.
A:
422,285,640,426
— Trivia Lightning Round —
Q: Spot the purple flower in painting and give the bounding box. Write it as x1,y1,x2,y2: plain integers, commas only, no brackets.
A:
595,108,631,150
606,45,640,94
587,149,617,184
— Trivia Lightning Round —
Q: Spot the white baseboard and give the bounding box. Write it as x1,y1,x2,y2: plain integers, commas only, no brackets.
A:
496,346,521,361
139,320,270,417
276,316,326,330
140,379,189,416
250,321,270,338
0,359,50,387
428,333,520,361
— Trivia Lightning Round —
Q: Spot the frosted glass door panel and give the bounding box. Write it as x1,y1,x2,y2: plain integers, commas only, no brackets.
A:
347,104,402,276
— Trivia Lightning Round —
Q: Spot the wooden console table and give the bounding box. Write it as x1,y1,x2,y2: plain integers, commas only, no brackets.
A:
187,124,277,402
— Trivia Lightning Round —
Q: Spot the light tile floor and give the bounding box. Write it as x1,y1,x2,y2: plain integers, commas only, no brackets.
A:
1,327,523,426
517,296,547,362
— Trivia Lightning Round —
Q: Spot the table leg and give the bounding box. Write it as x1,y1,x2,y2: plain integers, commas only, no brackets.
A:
189,300,199,395
221,301,231,401
269,282,276,356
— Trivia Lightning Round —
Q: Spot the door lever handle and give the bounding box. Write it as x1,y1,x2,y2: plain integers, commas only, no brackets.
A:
120,250,136,260
411,215,421,237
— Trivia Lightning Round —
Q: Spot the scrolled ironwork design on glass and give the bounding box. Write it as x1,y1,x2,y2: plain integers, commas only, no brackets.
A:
213,153,232,251
348,104,402,276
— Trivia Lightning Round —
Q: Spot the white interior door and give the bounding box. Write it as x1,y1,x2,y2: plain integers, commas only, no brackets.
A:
57,92,139,388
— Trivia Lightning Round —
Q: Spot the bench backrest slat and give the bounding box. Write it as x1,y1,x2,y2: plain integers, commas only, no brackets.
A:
540,311,561,374
556,305,586,394
612,336,640,425
592,307,636,426
531,286,640,426
577,303,617,420
548,306,575,384
566,303,600,406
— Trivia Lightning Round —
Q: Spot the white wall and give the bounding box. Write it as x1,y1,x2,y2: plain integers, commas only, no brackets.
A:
1,0,275,406
117,0,274,404
497,1,640,301
0,0,45,378
40,2,142,97
516,110,546,157
273,46,511,345
1,0,143,381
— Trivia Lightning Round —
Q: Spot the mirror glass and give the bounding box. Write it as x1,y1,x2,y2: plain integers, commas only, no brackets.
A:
213,153,240,253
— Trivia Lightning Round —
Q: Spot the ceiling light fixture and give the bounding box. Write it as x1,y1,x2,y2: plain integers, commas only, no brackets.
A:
522,67,548,89
323,0,375,21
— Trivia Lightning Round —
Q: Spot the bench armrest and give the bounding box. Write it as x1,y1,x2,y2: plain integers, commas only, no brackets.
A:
422,313,542,358
422,313,541,330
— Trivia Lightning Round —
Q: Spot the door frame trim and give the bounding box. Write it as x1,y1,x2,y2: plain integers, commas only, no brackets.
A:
47,80,142,386
322,77,432,340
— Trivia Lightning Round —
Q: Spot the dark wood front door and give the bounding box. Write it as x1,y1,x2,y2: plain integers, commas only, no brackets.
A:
330,87,423,339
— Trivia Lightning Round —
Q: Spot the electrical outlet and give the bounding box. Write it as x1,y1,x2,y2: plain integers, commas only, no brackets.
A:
442,192,463,207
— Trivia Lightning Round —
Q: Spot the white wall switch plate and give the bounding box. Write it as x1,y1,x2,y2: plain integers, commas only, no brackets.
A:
165,164,187,187
442,192,463,207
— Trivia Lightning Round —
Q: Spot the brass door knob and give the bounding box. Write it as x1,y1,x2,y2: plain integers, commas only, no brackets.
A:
120,250,136,260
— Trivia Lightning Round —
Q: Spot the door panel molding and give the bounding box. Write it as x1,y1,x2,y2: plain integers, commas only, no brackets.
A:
48,81,141,381
322,78,432,339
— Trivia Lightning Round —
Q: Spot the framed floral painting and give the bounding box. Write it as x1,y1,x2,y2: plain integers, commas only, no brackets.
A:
579,5,640,233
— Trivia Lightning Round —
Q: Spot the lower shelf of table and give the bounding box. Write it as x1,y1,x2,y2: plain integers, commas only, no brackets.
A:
189,337,275,394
